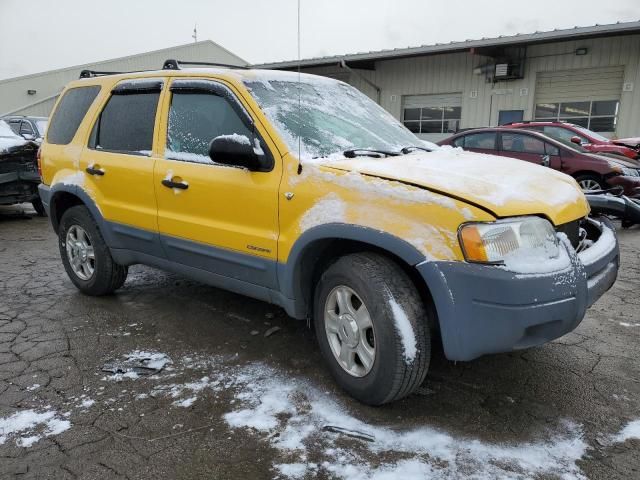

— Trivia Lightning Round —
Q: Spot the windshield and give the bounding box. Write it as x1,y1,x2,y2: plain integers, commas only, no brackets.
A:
573,125,610,143
0,120,20,138
244,75,436,158
36,120,48,137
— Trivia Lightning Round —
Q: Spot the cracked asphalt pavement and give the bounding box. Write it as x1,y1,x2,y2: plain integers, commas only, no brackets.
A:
0,204,639,479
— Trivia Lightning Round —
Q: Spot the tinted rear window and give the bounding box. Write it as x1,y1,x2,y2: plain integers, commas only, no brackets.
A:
90,92,160,153
47,86,101,145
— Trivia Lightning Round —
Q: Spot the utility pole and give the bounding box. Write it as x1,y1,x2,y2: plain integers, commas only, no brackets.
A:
192,24,198,43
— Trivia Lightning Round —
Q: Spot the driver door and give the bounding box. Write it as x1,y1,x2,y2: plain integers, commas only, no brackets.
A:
153,78,281,289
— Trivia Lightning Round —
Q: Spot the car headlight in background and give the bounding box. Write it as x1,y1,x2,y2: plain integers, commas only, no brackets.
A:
609,163,640,177
459,216,560,265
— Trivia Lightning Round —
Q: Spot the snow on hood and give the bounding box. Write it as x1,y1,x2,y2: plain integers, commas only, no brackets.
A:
0,120,27,153
320,147,589,226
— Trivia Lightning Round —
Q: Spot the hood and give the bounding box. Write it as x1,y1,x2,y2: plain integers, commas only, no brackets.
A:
613,137,640,148
587,152,640,168
319,148,589,226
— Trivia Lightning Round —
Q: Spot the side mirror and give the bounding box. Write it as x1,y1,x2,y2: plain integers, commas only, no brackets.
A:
22,133,35,141
208,134,267,171
570,136,582,145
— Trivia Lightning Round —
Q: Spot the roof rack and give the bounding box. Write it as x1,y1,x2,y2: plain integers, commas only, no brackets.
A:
162,59,249,70
79,69,128,79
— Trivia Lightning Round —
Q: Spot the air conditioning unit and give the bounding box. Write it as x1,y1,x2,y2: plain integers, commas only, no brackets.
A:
494,63,523,80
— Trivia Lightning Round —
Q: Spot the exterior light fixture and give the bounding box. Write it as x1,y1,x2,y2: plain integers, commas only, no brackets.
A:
575,48,588,56
27,89,37,95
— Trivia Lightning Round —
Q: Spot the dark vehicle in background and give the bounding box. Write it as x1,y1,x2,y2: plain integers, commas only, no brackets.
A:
503,121,639,160
0,120,45,215
2,115,48,143
438,127,640,197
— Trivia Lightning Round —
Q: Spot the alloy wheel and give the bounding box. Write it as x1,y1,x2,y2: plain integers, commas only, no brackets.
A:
65,225,95,281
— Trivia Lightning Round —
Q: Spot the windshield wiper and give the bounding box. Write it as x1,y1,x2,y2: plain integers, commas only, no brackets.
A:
400,145,433,154
343,148,400,158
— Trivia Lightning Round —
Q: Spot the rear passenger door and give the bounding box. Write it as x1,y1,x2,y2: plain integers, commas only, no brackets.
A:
153,78,280,289
498,132,561,170
79,78,164,252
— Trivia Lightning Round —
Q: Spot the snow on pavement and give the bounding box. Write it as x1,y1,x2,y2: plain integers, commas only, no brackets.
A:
223,364,589,480
0,408,70,448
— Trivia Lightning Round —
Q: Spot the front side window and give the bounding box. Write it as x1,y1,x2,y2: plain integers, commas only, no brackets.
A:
20,121,34,136
90,92,159,153
48,86,101,145
534,100,619,132
166,92,253,163
462,132,497,150
501,133,545,154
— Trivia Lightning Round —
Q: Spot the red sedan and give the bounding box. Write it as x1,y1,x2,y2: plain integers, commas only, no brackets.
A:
438,127,640,198
503,121,639,160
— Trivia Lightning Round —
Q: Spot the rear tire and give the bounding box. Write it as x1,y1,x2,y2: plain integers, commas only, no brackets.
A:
58,205,128,295
575,174,605,192
314,252,431,405
31,198,46,217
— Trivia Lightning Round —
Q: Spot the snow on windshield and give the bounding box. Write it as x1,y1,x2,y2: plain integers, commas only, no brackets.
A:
244,75,429,159
0,120,20,138
36,120,48,136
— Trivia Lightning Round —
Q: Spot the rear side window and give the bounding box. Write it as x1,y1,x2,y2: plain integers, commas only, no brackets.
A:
47,86,101,145
90,92,160,154
501,133,545,154
463,132,496,150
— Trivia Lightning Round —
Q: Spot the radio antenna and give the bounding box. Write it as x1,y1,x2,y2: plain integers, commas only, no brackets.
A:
296,0,302,172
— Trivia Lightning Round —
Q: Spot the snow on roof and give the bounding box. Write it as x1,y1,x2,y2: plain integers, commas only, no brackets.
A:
254,20,640,69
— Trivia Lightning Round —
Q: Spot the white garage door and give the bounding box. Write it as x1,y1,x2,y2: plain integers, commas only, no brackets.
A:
534,66,624,132
402,93,462,142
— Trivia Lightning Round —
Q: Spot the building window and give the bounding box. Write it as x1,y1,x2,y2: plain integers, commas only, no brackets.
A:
403,105,462,134
534,100,619,132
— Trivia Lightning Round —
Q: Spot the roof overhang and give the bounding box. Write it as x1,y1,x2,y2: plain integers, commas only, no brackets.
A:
254,20,640,70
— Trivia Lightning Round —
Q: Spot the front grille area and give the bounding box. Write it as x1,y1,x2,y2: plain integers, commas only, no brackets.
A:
556,219,580,249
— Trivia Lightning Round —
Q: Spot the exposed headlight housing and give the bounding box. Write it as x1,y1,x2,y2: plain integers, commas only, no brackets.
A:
459,217,560,266
609,163,640,177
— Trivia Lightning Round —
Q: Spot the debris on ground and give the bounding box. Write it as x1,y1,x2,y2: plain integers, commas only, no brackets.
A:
250,330,260,336
322,425,376,442
264,326,281,337
101,351,171,377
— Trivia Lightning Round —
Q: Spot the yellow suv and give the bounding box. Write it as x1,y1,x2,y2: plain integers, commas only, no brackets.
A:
38,60,619,404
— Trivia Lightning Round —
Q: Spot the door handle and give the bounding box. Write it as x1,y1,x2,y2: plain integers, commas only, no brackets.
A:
86,165,105,176
161,179,189,190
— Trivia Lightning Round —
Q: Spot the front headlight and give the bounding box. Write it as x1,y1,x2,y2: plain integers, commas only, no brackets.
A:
459,217,560,265
621,167,640,177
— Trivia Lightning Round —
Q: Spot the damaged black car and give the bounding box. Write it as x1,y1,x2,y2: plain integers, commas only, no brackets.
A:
0,120,45,216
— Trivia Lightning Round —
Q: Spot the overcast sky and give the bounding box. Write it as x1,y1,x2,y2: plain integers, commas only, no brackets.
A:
1,0,639,79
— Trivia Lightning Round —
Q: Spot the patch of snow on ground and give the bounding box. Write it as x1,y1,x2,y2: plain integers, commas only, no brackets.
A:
0,409,70,448
386,294,417,363
612,420,640,443
223,364,588,480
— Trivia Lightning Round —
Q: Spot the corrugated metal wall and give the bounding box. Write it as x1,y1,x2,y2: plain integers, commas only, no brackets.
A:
298,34,640,141
0,41,246,117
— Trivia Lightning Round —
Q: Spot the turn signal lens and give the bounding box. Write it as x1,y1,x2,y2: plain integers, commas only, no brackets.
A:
36,147,42,178
459,225,488,262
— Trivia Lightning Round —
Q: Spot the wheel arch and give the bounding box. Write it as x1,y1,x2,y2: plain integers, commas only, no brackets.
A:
49,185,103,234
279,224,439,329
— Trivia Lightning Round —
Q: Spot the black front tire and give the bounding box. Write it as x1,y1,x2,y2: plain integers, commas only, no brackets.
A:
58,205,128,295
314,252,431,405
31,198,47,217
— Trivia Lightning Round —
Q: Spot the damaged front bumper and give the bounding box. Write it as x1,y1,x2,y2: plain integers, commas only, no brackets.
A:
419,217,619,362
0,170,41,204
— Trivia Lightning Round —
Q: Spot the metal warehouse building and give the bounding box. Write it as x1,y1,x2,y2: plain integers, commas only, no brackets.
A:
258,21,640,142
0,40,246,117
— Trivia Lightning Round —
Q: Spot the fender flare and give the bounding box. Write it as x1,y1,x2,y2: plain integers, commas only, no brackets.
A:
277,223,427,316
46,183,107,236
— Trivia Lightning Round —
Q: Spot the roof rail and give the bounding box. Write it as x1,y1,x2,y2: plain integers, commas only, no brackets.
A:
79,69,127,79
162,59,249,70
